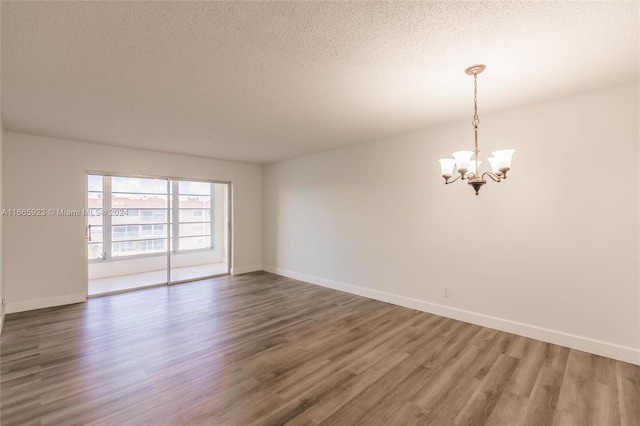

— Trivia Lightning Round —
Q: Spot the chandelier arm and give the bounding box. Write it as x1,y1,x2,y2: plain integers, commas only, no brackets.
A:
481,171,502,182
445,174,463,185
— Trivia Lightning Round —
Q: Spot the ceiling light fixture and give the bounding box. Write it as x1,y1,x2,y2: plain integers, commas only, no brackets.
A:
439,65,515,195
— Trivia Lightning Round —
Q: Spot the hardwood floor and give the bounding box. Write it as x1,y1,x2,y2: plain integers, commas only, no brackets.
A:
1,271,638,425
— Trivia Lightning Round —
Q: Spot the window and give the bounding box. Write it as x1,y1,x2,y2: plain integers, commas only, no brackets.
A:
173,180,213,251
88,175,217,260
87,175,104,260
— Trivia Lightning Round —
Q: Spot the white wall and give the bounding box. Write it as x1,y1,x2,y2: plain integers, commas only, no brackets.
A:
262,83,640,364
3,133,262,313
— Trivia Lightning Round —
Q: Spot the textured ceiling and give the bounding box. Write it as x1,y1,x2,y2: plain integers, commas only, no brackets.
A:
1,1,638,164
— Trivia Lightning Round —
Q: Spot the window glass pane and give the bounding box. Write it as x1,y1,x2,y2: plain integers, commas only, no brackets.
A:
179,209,211,223
112,209,167,225
88,192,103,209
87,176,104,239
112,241,129,256
87,209,103,226
179,236,211,251
141,224,152,236
126,225,139,238
90,225,103,243
179,223,210,238
179,195,210,208
178,181,210,195
175,179,213,253
113,226,126,240
111,177,167,194
88,175,103,192
112,238,167,257
111,225,167,241
88,243,103,259
112,193,168,208
140,224,167,237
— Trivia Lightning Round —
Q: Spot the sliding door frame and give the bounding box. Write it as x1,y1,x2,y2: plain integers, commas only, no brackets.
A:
85,170,232,296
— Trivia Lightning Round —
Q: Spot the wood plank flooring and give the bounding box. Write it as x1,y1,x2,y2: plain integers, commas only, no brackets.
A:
1,271,638,425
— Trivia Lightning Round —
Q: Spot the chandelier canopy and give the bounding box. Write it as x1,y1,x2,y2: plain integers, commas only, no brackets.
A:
439,65,515,195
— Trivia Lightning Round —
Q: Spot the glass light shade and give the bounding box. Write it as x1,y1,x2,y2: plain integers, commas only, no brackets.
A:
491,149,515,170
439,158,456,177
487,157,500,174
452,151,474,173
467,160,482,176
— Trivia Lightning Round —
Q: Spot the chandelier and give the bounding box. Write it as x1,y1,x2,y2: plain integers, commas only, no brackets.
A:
439,65,514,195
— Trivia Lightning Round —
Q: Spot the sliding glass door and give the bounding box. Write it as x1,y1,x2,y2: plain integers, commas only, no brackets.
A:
87,173,230,296
168,180,229,284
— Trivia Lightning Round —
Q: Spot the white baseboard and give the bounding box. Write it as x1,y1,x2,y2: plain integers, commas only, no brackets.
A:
262,265,640,366
231,264,263,275
5,293,86,314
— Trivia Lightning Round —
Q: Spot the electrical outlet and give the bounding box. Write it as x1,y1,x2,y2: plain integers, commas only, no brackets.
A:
444,287,451,297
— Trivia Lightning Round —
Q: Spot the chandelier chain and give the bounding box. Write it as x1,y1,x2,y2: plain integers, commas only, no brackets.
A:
472,73,479,129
